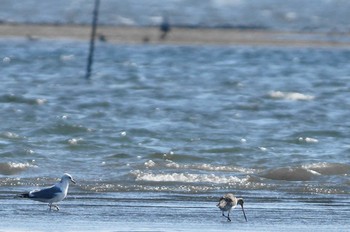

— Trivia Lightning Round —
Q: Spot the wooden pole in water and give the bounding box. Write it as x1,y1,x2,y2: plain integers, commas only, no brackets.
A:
85,0,100,79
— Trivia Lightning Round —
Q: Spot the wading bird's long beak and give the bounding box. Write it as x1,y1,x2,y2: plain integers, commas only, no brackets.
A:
71,179,76,184
241,205,248,222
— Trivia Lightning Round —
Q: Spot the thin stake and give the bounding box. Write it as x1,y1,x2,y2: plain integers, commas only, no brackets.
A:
85,0,100,79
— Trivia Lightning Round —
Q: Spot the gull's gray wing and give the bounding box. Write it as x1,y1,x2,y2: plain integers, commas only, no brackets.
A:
29,185,62,200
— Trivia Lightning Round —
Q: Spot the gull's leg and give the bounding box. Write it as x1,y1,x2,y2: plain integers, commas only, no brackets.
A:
48,203,59,211
52,204,60,211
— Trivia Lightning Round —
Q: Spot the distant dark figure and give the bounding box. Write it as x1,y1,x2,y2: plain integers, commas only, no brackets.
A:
159,16,171,40
98,33,107,42
143,36,150,43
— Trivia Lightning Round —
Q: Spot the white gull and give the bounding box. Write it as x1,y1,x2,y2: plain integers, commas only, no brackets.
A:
17,173,76,211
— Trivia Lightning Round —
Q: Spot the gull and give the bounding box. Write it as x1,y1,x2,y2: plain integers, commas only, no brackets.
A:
17,173,76,211
217,193,247,222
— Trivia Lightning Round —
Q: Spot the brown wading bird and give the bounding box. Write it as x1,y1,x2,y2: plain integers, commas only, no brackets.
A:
217,193,248,222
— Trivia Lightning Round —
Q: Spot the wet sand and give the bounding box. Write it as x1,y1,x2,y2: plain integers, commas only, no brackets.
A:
1,23,350,47
1,191,348,232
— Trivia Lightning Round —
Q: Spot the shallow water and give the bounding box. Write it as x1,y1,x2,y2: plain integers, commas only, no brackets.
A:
1,191,349,231
0,39,349,230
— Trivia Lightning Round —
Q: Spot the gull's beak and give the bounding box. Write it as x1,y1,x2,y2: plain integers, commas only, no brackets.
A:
241,205,248,222
71,178,76,184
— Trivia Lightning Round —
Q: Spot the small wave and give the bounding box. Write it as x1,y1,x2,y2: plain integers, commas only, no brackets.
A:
300,186,347,194
144,160,256,174
268,91,314,101
144,160,156,168
200,147,245,153
261,167,321,181
132,170,247,184
68,137,84,145
81,182,223,193
60,54,75,62
165,160,256,174
43,122,92,135
0,93,47,105
298,137,319,143
302,162,350,175
0,162,36,175
0,131,22,139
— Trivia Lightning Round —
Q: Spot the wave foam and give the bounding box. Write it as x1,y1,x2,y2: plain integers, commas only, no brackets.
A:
1,131,21,139
268,91,314,101
132,170,247,184
298,137,319,143
145,160,256,174
68,137,83,145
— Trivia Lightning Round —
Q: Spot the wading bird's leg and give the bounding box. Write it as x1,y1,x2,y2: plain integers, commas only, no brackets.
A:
222,212,231,222
227,212,231,222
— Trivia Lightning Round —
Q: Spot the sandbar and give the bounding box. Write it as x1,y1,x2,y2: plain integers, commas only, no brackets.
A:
1,23,350,48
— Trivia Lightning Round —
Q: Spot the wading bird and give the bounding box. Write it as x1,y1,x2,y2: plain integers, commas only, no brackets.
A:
217,193,247,222
17,173,76,211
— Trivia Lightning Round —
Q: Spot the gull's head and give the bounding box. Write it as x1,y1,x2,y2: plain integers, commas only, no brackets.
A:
61,173,76,184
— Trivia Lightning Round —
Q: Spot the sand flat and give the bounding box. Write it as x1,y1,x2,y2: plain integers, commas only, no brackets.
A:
1,23,350,47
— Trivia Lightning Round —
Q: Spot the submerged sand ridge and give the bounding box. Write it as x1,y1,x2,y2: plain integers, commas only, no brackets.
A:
1,23,350,48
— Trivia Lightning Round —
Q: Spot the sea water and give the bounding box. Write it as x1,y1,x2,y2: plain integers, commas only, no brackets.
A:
0,39,349,230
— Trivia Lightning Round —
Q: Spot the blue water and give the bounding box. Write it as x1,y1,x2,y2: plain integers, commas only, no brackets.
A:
1,0,350,32
1,38,350,189
0,35,349,230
